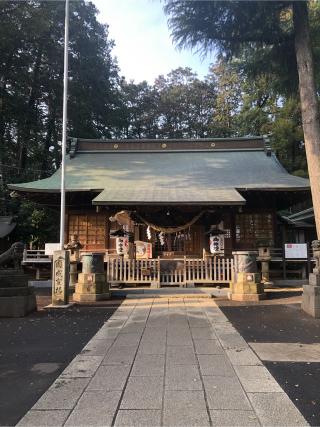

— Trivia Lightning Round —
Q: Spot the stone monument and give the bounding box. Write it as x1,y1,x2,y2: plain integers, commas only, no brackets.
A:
73,252,110,302
0,242,36,317
52,250,70,306
230,251,265,301
302,240,320,317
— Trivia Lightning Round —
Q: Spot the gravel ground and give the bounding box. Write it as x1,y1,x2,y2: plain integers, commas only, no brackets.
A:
0,304,119,426
220,301,320,426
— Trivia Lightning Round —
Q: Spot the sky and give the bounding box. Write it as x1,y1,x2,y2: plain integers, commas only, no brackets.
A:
93,0,213,84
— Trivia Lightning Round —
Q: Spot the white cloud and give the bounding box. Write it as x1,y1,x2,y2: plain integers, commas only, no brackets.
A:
93,0,213,83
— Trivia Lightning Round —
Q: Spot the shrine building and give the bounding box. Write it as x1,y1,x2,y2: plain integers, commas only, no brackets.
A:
9,137,310,287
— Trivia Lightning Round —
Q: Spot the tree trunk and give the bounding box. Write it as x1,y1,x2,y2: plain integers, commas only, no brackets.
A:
293,1,320,238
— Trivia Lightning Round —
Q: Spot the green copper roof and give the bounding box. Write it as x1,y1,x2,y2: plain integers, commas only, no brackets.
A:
8,149,309,204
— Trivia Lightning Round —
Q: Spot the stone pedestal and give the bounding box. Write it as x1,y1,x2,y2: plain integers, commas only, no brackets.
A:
302,240,320,317
0,269,36,317
230,251,265,301
73,253,110,302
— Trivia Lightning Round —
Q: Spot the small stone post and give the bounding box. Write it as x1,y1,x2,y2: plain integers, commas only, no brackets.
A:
302,240,320,317
52,250,70,306
230,251,265,301
257,246,273,286
73,253,110,302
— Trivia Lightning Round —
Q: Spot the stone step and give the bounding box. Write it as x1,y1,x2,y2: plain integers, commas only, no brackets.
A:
0,287,34,297
0,276,28,287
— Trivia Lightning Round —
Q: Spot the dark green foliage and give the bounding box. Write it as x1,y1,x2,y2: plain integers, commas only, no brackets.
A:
0,0,122,246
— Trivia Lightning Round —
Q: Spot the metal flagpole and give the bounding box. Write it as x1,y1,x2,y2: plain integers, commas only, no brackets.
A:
59,0,70,250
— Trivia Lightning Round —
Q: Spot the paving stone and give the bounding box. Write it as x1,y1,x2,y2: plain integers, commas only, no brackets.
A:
165,365,202,390
210,410,260,426
203,376,252,410
87,364,131,390
190,327,217,340
234,365,283,393
248,392,307,426
226,348,262,366
33,378,90,410
105,319,127,328
138,342,166,355
140,331,166,345
198,354,235,377
80,338,115,356
167,333,193,346
102,345,137,365
216,332,248,350
113,333,142,347
120,324,144,334
193,339,223,355
163,409,210,426
164,390,207,411
114,410,161,426
131,354,165,376
17,410,70,426
120,376,163,409
65,390,122,426
60,355,103,378
166,346,197,366
93,326,120,340
188,318,210,328
167,325,190,335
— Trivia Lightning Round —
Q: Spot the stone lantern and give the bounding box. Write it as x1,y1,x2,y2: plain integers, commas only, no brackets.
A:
257,245,273,286
230,251,265,301
302,240,320,317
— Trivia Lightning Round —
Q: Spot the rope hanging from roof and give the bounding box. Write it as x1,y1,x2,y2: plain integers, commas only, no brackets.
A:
135,211,206,234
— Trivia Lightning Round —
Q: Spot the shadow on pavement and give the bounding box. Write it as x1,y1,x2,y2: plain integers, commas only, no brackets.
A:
0,305,120,426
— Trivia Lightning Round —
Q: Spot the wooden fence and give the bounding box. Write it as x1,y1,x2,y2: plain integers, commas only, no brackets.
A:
106,256,234,287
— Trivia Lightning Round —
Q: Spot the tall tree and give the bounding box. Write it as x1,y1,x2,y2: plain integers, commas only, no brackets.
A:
164,0,320,237
0,0,123,245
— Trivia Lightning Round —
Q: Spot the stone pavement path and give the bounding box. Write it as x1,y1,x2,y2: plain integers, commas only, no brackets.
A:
17,298,308,426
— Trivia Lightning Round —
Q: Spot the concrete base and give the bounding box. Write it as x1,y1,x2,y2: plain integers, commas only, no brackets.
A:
73,271,110,302
44,303,76,309
72,292,110,302
186,282,195,288
229,272,265,302
0,294,36,317
302,282,320,318
150,281,160,289
230,292,266,302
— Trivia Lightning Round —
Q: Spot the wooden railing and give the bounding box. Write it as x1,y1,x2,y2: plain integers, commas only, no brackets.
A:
107,256,233,286
185,257,233,284
22,249,51,264
107,257,160,285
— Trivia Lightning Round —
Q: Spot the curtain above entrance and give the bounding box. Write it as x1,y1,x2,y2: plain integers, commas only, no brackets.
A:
92,186,245,205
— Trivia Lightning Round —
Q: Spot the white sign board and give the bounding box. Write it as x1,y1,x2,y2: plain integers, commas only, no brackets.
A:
135,241,152,259
45,243,60,256
285,243,308,259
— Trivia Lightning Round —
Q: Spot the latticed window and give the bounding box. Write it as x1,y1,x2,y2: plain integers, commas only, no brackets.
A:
68,214,106,249
235,213,274,248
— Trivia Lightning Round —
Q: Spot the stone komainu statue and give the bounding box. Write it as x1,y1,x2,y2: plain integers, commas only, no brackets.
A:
0,242,24,269
0,242,36,317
